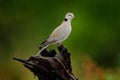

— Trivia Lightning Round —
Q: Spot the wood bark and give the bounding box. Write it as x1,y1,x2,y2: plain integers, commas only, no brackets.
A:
13,45,78,80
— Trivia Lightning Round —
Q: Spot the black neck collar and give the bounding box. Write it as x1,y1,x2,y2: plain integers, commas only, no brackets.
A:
64,18,68,22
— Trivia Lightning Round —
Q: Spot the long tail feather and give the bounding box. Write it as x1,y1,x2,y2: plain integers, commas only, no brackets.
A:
36,45,48,55
36,40,49,55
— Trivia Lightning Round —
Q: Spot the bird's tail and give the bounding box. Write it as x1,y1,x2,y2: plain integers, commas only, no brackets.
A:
36,45,48,55
36,40,48,56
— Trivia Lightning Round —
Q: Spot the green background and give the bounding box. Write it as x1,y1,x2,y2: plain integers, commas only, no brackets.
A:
0,0,120,80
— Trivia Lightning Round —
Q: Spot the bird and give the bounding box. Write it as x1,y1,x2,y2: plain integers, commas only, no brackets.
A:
36,12,74,55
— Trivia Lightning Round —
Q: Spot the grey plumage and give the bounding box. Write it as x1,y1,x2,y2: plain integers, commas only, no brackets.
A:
36,12,74,55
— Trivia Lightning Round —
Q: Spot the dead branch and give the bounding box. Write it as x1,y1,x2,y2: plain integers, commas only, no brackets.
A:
13,45,78,80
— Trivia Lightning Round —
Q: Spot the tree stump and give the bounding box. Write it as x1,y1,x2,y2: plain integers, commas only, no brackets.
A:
13,45,78,80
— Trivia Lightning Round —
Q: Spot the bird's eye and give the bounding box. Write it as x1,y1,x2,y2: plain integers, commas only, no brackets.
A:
69,14,72,17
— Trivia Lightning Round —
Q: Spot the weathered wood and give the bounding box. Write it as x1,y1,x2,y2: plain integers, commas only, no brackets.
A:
13,45,78,80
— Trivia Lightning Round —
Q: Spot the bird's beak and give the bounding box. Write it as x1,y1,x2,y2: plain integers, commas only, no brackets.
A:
73,16,75,19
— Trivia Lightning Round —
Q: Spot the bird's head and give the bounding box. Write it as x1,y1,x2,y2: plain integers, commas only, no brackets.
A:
64,12,74,21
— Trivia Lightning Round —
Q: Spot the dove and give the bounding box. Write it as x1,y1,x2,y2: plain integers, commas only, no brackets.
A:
36,12,74,55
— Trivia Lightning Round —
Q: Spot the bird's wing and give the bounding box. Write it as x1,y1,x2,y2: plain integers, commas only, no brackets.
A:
48,25,65,41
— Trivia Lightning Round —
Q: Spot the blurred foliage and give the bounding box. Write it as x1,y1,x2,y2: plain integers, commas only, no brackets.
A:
0,0,120,80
